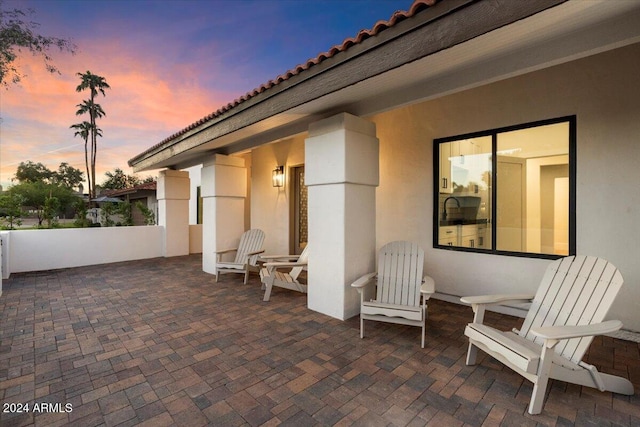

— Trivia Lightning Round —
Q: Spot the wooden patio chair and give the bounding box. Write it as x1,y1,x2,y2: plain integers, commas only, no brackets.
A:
461,255,634,415
215,229,265,284
259,245,309,301
351,241,435,348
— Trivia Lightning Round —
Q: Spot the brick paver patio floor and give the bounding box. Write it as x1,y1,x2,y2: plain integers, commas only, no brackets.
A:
1,255,638,426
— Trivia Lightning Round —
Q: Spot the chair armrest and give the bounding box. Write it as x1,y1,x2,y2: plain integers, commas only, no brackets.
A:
215,248,238,262
350,272,377,289
246,249,265,257
264,261,307,269
260,254,300,261
421,276,435,295
215,248,238,255
460,294,534,306
461,294,534,324
531,320,623,341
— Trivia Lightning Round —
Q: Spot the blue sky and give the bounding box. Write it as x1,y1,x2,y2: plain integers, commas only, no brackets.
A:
0,0,411,189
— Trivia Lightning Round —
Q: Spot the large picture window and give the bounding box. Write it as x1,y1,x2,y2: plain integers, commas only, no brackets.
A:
433,116,576,258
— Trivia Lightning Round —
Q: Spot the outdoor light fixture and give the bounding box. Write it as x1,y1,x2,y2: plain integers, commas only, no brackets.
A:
272,165,285,187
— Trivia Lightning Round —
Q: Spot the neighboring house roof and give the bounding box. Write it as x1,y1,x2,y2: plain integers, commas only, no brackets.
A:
102,181,157,198
129,0,640,172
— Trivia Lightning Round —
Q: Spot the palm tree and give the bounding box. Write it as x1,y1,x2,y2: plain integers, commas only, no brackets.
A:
70,121,101,199
75,100,105,199
75,71,110,201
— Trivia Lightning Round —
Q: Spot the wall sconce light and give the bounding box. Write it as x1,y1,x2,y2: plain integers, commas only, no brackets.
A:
272,165,285,187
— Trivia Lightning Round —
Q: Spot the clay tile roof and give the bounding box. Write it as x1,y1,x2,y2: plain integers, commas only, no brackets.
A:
129,0,437,165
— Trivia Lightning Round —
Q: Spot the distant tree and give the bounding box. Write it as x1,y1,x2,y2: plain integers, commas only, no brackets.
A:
135,201,155,225
117,202,133,226
0,191,24,229
71,120,98,195
73,198,90,227
14,160,84,190
54,162,84,190
100,201,117,227
0,5,76,87
75,71,110,201
43,195,60,228
14,160,53,183
101,168,141,190
10,181,79,226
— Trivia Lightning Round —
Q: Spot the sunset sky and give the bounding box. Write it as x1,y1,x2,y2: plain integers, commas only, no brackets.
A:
0,0,410,190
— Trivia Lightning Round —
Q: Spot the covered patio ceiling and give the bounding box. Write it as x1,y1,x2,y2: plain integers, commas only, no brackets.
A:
130,0,640,173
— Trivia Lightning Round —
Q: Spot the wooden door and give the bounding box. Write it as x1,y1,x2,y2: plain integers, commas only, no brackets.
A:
291,166,307,254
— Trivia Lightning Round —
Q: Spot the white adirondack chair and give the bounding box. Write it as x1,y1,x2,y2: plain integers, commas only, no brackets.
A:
351,241,435,348
259,245,309,302
462,255,634,415
215,229,265,284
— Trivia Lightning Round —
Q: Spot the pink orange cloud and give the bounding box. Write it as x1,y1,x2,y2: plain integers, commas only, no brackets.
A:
1,37,234,189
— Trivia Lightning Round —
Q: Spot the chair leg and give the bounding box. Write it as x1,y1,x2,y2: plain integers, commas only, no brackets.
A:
244,268,249,284
263,283,273,302
529,379,548,415
528,344,554,414
360,316,365,339
215,271,219,282
421,306,427,349
466,343,478,366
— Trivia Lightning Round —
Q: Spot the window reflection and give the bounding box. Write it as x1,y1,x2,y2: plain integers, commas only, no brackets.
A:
438,136,492,249
436,118,573,257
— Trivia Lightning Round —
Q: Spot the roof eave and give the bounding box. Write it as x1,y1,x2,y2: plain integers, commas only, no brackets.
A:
129,0,567,172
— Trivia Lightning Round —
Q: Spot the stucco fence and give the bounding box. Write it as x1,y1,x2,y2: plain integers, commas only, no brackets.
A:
0,226,163,279
0,225,204,295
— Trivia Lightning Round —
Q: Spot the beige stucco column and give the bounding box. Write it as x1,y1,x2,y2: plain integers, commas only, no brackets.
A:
201,154,247,275
305,113,379,320
157,170,190,257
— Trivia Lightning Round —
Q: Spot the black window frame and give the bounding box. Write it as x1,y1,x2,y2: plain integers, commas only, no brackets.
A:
433,115,576,260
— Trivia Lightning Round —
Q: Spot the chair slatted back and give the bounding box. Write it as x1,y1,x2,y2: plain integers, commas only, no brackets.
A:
289,245,310,281
519,255,624,364
234,229,265,266
376,241,424,307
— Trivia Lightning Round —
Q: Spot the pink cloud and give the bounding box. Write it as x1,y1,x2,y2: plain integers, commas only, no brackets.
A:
1,37,235,189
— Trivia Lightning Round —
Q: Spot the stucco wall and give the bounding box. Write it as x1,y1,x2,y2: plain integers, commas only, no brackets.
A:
3,226,163,274
245,43,640,331
189,224,203,254
250,135,306,255
370,42,640,331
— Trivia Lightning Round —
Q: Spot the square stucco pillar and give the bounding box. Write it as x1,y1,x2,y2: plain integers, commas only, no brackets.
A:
157,170,190,257
305,113,379,320
201,155,247,275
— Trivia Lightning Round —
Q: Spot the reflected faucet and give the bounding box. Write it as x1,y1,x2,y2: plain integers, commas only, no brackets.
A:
443,196,460,220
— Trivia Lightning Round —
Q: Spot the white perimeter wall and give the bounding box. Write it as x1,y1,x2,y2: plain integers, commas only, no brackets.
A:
2,226,163,275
